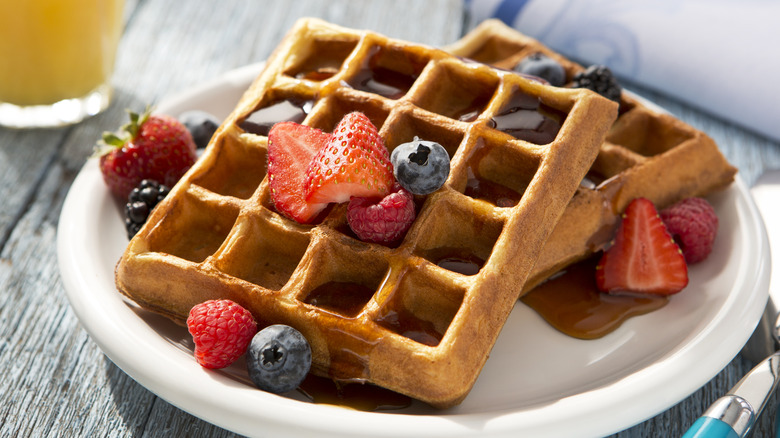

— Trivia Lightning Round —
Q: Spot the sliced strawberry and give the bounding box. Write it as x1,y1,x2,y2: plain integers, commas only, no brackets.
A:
267,122,331,223
596,197,688,295
303,112,394,204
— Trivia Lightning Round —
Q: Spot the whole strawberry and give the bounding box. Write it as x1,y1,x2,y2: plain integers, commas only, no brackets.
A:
186,299,258,369
96,108,197,199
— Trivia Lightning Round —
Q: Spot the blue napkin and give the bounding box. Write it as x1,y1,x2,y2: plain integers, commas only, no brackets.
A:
465,0,780,142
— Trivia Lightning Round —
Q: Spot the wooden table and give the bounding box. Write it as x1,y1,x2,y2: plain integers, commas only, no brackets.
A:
2,1,778,436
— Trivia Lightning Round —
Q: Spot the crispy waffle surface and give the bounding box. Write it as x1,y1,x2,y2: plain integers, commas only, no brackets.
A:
446,20,737,292
115,18,618,408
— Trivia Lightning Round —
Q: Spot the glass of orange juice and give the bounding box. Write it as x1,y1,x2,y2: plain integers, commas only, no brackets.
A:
0,0,125,128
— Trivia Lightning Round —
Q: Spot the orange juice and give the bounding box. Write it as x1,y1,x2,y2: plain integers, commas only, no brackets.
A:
0,0,124,106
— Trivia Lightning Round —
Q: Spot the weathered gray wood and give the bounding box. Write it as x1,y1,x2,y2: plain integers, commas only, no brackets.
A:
0,0,778,437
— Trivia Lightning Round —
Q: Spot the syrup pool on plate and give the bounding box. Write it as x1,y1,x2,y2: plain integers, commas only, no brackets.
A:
521,256,669,339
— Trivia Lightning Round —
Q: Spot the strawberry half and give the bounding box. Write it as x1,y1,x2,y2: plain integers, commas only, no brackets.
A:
267,122,331,223
596,197,688,295
303,112,394,204
96,108,198,199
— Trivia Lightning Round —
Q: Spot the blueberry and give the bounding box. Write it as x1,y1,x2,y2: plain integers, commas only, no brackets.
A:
246,324,311,394
390,137,450,195
179,110,220,149
514,53,566,87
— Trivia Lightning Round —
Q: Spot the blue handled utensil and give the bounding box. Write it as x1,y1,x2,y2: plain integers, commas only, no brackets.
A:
683,170,780,438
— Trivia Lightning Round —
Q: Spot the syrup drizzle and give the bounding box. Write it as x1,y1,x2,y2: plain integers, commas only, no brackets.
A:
521,256,669,339
239,98,314,136
488,86,564,144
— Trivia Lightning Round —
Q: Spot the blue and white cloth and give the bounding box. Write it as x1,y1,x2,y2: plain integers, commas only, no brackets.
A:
465,0,780,142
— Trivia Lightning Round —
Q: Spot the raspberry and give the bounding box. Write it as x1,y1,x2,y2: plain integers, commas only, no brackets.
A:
660,197,718,264
347,184,416,244
186,300,258,369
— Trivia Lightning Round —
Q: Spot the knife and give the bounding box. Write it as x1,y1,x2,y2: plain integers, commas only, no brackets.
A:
683,172,780,438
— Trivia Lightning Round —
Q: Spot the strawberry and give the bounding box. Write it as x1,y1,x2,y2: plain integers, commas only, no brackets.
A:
596,197,688,295
303,112,394,204
95,108,197,199
267,122,331,223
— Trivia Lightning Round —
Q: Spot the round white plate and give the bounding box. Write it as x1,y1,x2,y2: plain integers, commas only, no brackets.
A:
57,63,771,438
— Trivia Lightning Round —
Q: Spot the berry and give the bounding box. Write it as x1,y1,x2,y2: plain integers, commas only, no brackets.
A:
179,110,220,149
572,65,622,102
596,198,688,295
347,184,416,244
96,108,198,199
390,137,450,195
514,53,566,87
186,300,258,369
246,324,312,394
303,112,394,204
267,122,331,223
660,197,719,264
124,179,169,239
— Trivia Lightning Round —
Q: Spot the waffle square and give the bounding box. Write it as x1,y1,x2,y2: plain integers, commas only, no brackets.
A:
445,20,737,291
115,18,618,407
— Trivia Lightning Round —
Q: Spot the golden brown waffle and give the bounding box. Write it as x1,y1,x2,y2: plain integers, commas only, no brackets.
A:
446,20,737,291
115,17,618,408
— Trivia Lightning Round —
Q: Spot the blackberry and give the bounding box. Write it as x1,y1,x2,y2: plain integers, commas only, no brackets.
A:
124,179,169,239
572,65,622,102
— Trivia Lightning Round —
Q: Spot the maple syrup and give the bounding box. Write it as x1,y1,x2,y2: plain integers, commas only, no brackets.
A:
348,65,417,99
375,307,442,346
304,281,375,317
283,39,357,81
346,46,425,99
423,246,486,276
464,169,523,207
463,140,526,207
239,98,314,136
521,256,668,339
488,86,564,144
297,374,412,411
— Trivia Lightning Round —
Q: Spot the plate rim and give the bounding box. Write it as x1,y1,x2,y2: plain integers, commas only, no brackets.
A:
57,63,771,438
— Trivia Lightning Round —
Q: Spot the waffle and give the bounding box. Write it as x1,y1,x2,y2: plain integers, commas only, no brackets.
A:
446,20,737,291
114,18,618,408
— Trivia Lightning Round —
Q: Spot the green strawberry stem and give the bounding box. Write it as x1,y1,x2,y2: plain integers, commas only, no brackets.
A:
93,106,153,158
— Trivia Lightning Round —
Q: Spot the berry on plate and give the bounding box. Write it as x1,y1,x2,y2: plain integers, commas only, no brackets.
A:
95,108,197,199
186,299,258,369
267,122,331,223
660,197,719,264
179,110,220,149
124,179,169,239
390,137,450,195
596,197,688,295
514,53,566,87
246,324,312,394
572,65,622,102
347,184,416,244
303,112,394,204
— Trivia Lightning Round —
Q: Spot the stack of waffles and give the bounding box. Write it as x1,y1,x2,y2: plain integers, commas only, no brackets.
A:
115,18,734,408
446,20,736,291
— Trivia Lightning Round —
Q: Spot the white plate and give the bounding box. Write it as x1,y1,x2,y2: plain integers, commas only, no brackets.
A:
57,63,771,438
